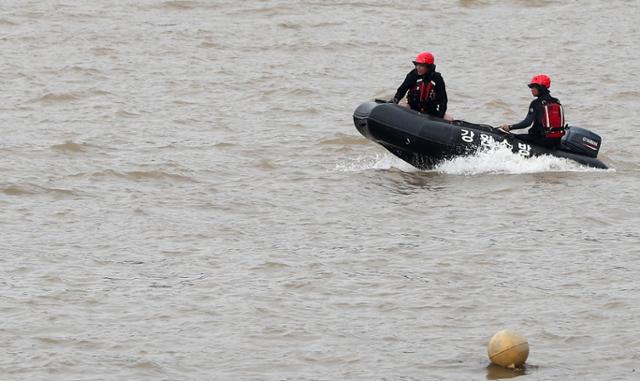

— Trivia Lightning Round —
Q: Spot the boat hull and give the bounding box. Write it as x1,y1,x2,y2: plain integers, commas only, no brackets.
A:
353,101,607,170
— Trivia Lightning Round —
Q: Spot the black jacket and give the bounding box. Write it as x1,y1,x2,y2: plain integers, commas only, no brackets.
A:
510,92,560,136
394,68,448,118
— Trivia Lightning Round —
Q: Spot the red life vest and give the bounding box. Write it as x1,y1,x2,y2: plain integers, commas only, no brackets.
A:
419,80,435,104
541,101,565,138
408,79,435,112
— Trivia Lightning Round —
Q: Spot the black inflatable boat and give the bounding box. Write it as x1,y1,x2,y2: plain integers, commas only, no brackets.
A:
353,100,607,170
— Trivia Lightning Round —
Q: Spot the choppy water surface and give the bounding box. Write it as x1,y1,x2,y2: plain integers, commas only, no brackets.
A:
1,1,639,380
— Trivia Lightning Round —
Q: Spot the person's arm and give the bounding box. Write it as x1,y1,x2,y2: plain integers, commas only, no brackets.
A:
507,101,536,130
434,74,447,118
392,71,415,103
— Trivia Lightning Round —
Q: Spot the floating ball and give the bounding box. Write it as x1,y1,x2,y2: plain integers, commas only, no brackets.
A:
487,330,529,368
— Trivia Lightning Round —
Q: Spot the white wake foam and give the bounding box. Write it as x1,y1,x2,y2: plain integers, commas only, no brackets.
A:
335,153,417,172
339,143,609,175
435,143,604,175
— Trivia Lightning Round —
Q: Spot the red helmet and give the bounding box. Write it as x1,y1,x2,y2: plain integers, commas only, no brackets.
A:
413,51,435,65
529,74,551,89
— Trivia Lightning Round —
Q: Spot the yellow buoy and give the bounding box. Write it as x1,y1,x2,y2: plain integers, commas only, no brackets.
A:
487,329,529,368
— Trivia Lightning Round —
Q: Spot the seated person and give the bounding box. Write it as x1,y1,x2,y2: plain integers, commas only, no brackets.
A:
500,74,566,148
390,51,448,118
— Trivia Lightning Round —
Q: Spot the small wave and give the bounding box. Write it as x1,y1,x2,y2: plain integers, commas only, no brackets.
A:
253,5,294,16
127,360,163,371
198,41,218,48
309,21,345,28
172,100,197,105
158,0,220,10
255,159,276,170
115,110,141,118
515,0,554,8
296,106,320,115
66,65,103,76
36,89,109,104
464,0,552,8
278,22,302,30
35,337,65,345
91,47,116,56
250,261,291,271
457,0,491,8
320,133,370,146
258,87,314,98
317,41,368,51
88,170,194,182
213,142,236,150
51,141,89,154
91,89,111,96
1,185,35,196
436,143,605,175
263,39,384,54
335,153,418,172
484,99,512,111
1,184,78,197
36,92,80,103
611,90,640,100
0,19,18,26
125,170,193,182
161,0,202,10
603,301,626,309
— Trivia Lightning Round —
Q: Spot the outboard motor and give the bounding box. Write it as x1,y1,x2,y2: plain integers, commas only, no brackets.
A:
561,126,602,158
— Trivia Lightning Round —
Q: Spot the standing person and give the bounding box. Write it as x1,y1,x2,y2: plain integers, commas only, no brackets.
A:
499,74,566,148
390,51,448,118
